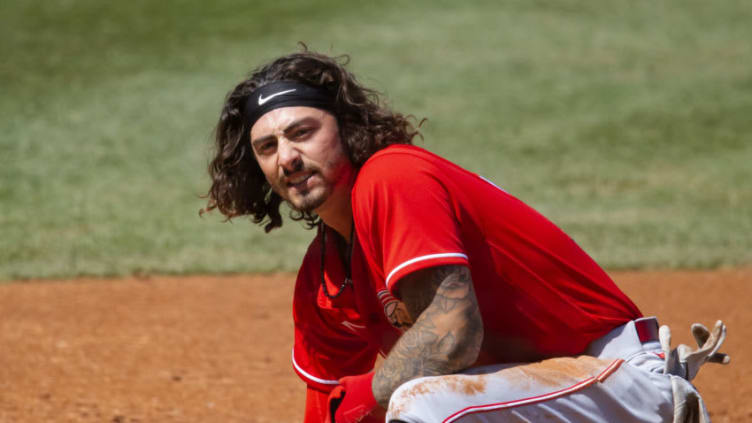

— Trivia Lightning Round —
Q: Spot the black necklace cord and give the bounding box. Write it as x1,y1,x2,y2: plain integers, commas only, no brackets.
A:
320,222,355,299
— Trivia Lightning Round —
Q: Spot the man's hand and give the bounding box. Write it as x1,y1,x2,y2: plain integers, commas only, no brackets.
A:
372,265,484,409
326,372,383,423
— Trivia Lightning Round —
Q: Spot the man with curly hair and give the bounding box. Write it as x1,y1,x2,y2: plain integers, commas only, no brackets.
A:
204,48,728,423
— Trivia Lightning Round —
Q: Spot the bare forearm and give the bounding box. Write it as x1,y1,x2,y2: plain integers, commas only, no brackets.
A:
372,266,483,409
372,311,482,407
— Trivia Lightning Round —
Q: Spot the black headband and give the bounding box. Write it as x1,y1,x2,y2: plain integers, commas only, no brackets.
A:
244,81,336,130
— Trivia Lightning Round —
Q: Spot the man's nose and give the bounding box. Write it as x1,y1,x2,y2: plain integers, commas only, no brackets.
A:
277,139,303,173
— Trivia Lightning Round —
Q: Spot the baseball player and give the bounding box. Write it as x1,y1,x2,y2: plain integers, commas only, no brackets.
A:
204,49,729,422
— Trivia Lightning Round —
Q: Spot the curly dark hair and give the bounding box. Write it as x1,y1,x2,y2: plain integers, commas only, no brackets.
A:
202,47,423,232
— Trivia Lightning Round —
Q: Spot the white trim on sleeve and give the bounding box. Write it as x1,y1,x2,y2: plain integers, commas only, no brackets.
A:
291,348,340,385
478,175,508,193
385,252,469,287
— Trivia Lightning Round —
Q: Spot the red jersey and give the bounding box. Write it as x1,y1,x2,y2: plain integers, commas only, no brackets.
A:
292,144,641,392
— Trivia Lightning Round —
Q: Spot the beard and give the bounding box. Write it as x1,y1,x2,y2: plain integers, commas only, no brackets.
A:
285,187,328,213
273,152,352,216
274,170,330,214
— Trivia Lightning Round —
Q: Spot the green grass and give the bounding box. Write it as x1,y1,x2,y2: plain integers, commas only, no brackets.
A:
1,0,751,280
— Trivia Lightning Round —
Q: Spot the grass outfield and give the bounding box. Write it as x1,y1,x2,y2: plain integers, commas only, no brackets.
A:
1,0,751,280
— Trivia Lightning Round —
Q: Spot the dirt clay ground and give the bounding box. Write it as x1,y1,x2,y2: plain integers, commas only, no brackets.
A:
1,268,750,422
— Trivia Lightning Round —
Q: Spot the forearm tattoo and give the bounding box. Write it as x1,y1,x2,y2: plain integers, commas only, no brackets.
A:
372,265,484,409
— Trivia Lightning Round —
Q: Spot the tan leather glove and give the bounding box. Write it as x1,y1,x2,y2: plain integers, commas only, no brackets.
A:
659,320,730,381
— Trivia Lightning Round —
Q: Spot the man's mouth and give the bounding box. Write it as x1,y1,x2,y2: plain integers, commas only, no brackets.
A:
286,171,314,188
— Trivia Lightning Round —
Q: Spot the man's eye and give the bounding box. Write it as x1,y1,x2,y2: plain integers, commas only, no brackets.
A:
257,142,275,154
293,128,311,139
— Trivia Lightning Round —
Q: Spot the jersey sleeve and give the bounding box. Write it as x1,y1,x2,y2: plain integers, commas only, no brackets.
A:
352,151,470,294
292,239,379,392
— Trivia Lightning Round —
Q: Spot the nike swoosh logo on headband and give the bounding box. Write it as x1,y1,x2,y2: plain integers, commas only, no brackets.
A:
258,89,297,105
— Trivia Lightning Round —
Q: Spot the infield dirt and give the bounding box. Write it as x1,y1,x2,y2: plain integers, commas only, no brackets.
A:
1,268,749,422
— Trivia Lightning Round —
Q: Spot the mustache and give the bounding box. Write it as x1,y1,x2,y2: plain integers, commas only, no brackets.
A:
282,160,304,177
280,161,320,186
